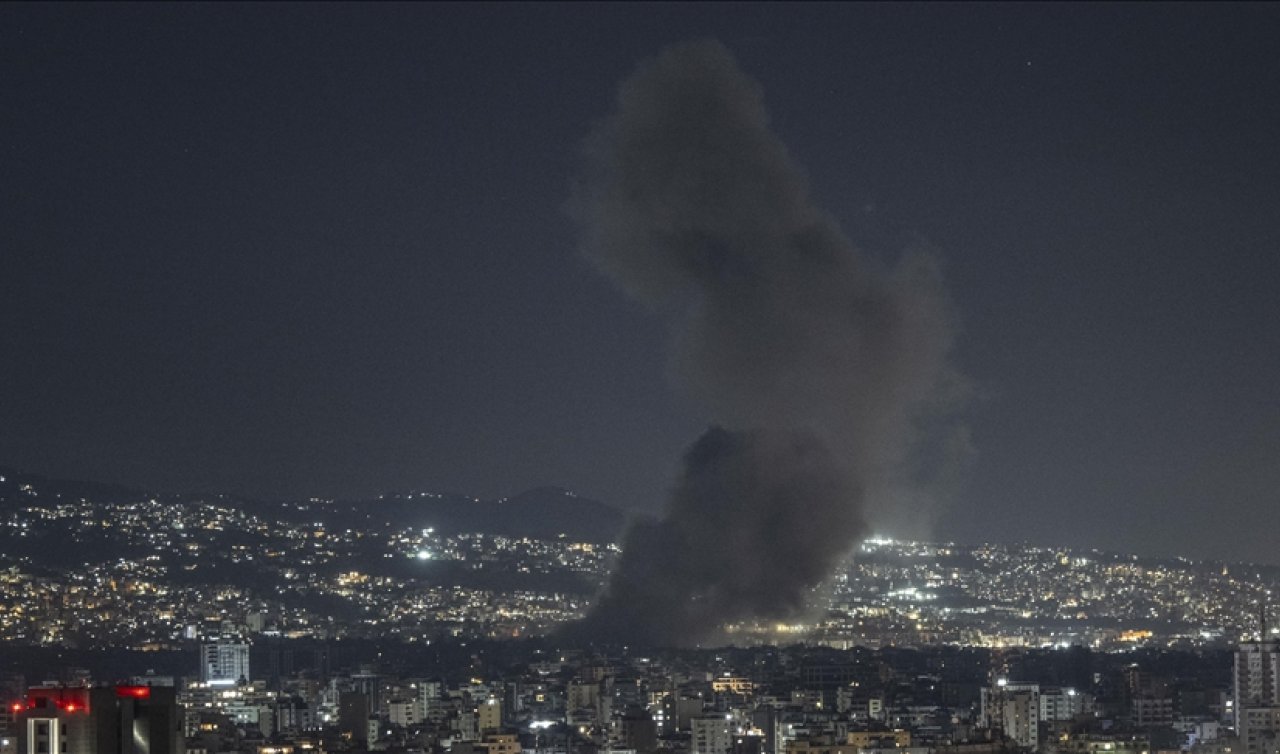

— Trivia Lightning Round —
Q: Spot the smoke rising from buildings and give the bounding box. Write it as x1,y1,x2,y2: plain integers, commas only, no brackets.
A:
567,41,961,645
575,427,860,646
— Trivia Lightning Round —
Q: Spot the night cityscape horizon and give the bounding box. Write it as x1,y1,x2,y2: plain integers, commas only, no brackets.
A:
2,460,1280,754
2,461,1278,578
3,3,1280,754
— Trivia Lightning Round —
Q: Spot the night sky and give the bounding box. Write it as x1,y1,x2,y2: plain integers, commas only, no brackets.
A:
4,4,1279,564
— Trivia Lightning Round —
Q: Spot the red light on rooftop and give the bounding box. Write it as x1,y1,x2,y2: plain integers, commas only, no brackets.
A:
63,702,78,712
115,686,151,699
10,702,21,712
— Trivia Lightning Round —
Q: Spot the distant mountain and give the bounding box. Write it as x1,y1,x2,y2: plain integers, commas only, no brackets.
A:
284,486,627,543
0,466,626,544
499,486,627,542
0,465,175,506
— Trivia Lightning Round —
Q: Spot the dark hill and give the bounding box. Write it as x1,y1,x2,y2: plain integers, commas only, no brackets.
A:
0,466,624,544
291,486,625,543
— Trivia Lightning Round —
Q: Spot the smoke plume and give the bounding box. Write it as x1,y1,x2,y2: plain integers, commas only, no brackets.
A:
566,41,961,645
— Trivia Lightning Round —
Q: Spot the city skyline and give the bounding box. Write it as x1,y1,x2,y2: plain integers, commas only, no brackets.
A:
3,464,1280,654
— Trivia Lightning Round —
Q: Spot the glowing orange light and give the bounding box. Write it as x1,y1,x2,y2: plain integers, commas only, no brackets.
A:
115,686,151,699
10,702,21,712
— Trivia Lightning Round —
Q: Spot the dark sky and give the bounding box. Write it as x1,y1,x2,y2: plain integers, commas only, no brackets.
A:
4,3,1279,564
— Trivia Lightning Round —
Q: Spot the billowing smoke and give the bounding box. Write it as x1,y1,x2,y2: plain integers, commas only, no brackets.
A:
566,41,961,645
575,427,860,647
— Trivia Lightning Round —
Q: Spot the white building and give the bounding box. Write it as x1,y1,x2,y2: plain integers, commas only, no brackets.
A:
1236,638,1280,725
200,642,250,685
981,683,1040,750
388,698,419,727
1040,687,1091,721
1235,610,1280,754
692,715,733,754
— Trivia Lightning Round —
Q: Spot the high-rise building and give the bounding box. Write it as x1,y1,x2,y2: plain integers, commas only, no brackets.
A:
199,643,250,686
1240,708,1280,754
617,707,658,753
980,682,1040,750
1040,687,1092,722
692,715,733,754
478,695,502,733
14,685,183,754
387,698,418,727
349,671,382,716
1236,640,1280,724
1236,606,1280,754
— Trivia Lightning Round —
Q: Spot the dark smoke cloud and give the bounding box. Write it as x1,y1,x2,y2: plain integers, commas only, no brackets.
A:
566,41,962,645
571,427,861,647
